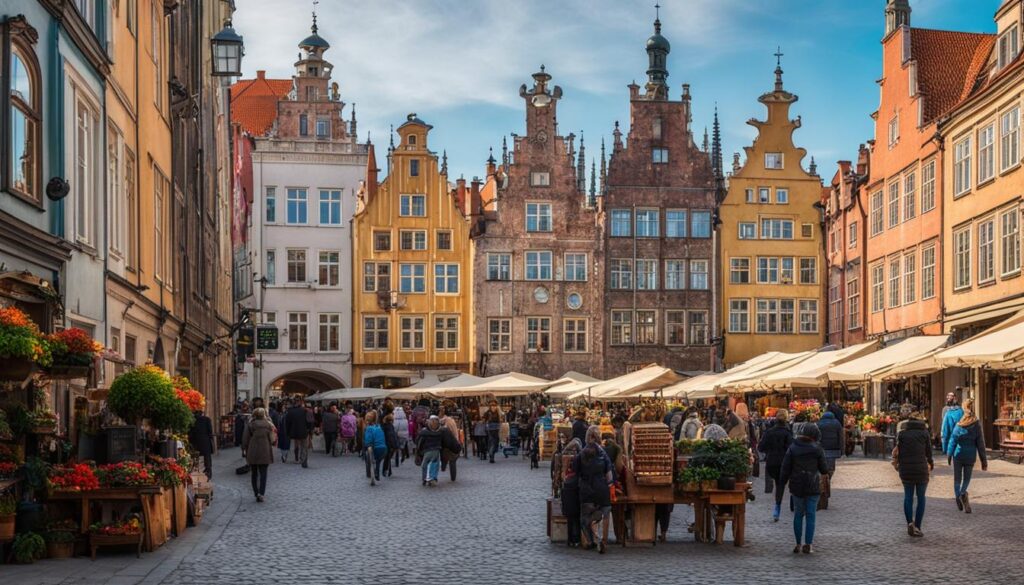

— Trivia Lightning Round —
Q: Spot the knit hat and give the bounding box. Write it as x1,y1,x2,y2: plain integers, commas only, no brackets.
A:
800,422,821,441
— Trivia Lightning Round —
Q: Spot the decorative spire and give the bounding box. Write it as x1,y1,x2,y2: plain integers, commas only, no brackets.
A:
502,136,509,168
600,137,607,194
712,106,723,181
885,0,911,36
576,132,586,193
350,102,357,138
809,156,818,176
732,152,741,174
589,158,597,208
702,127,710,153
654,3,661,32
613,121,623,152
644,4,671,100
441,150,448,175
774,46,785,92
388,125,395,151
311,0,319,34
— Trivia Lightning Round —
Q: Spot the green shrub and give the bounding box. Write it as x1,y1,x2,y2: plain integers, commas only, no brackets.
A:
0,492,16,515
12,532,46,563
108,366,174,424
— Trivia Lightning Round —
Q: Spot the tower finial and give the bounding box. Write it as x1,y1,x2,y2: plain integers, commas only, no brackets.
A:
487,146,496,164
441,150,448,175
311,0,319,33
502,136,509,168
654,3,661,32
774,46,785,92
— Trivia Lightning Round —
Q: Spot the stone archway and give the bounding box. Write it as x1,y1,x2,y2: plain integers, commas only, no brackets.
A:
266,369,345,397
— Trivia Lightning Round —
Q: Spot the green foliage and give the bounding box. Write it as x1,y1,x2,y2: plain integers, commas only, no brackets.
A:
12,532,46,563
23,456,51,493
689,438,751,478
151,390,194,435
674,439,700,454
0,492,16,516
677,465,720,484
44,529,76,543
108,366,176,428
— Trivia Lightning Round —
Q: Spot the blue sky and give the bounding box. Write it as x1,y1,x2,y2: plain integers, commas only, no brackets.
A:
235,0,1002,182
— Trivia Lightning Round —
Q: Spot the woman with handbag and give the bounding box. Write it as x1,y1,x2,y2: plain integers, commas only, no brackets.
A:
895,416,934,537
241,408,275,503
949,399,987,513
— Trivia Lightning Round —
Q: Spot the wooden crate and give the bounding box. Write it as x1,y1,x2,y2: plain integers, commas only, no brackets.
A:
630,423,674,485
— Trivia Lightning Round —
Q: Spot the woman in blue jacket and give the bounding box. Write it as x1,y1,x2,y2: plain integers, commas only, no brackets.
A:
948,399,987,513
363,410,388,486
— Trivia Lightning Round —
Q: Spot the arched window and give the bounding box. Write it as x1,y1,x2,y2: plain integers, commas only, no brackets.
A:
7,24,41,203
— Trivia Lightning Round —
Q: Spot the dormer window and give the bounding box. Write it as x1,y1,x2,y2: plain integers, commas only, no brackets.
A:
999,25,1020,70
765,153,784,170
408,134,417,146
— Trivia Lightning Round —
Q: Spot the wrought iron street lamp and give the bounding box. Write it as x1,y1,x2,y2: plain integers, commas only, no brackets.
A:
211,21,244,77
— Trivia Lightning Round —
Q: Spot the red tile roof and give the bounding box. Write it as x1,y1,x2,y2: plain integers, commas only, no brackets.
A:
911,28,995,124
230,72,292,136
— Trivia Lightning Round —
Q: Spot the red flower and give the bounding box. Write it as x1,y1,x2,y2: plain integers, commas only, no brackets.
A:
49,463,100,491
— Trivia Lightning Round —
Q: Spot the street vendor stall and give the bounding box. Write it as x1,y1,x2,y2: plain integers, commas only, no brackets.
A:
828,336,950,413
587,365,684,399
544,372,602,398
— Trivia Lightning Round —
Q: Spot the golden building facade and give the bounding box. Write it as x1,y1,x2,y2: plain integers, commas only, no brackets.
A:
352,115,474,387
720,63,826,366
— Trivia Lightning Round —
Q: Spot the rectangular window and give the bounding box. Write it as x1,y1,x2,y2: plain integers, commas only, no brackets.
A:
487,253,511,281
801,223,813,239
781,257,795,283
954,228,971,290
756,299,779,333
888,115,899,148
779,299,795,333
689,259,709,290
530,171,551,187
847,276,860,330
288,312,308,351
400,316,425,350
434,263,459,293
799,257,817,284
757,257,780,284
488,319,511,353
901,251,916,305
636,310,657,344
760,219,793,240
730,258,750,284
107,127,125,256
903,172,916,220
738,222,756,239
564,253,588,281
759,187,771,204
979,124,996,184
410,159,420,177
125,150,137,268
526,317,551,352
319,190,342,225
610,310,632,345
316,118,330,138
436,231,452,251
954,136,972,196
610,259,633,290
434,316,459,351
363,316,389,350
666,210,687,237
921,160,936,212
318,251,339,286
399,194,426,217
998,25,1020,69
1002,209,1021,276
765,153,783,169
319,313,340,351
636,209,660,237
849,222,858,248
689,311,709,345
745,188,755,203
265,250,276,284
729,300,750,333
799,300,818,334
887,181,900,228
287,249,307,283
870,191,884,236
922,245,936,299
299,115,308,136
871,264,885,312
666,310,686,345
525,251,552,280
665,260,686,289
154,167,166,281
775,188,789,204
636,259,658,290
287,188,308,224
830,283,842,334
526,202,553,232
363,262,390,292
264,187,276,222
74,99,97,245
652,148,669,163
978,219,995,284
400,230,428,251
399,264,426,293
888,257,901,308
1002,107,1020,172
691,211,712,238
373,231,391,252
610,209,632,236
563,318,588,353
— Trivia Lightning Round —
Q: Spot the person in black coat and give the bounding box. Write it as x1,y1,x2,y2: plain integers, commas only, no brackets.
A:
780,423,828,554
571,409,589,447
382,414,399,477
758,409,793,520
284,399,311,468
896,417,933,537
189,410,215,479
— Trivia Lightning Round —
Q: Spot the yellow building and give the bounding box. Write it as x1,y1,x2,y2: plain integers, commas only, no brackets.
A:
720,61,826,366
352,114,474,387
103,0,178,378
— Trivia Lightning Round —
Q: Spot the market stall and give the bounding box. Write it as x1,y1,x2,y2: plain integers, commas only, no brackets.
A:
587,365,684,399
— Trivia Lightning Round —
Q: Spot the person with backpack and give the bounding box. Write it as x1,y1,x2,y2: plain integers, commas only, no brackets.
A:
484,400,503,463
381,413,400,478
779,422,828,554
363,410,387,486
948,399,987,513
340,408,357,455
817,410,845,508
679,408,703,440
416,416,445,486
321,404,341,456
895,415,934,537
759,409,793,522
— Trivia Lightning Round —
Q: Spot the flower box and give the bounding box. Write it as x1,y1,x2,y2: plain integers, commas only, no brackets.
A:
46,540,74,559
89,532,142,560
45,364,91,380
0,357,35,382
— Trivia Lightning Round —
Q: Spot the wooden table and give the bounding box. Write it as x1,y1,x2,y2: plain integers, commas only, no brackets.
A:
48,487,162,551
673,484,749,546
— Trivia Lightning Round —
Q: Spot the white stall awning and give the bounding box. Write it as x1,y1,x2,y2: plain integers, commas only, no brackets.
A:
935,311,1024,369
827,336,949,382
738,341,880,391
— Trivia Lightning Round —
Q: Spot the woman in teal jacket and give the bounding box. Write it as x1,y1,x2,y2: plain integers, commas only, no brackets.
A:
363,410,388,486
948,399,987,513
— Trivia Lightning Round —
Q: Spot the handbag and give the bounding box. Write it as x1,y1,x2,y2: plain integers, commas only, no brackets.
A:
890,445,900,470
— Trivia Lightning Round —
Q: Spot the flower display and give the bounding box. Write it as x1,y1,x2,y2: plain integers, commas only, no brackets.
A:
0,461,17,479
0,306,51,366
0,444,20,464
149,457,189,487
47,328,102,367
96,462,155,488
89,518,141,536
48,463,100,492
172,375,206,412
29,408,57,430
108,365,194,434
788,399,822,421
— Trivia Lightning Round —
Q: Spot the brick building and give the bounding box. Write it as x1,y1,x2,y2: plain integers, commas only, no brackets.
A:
603,14,720,376
472,68,605,379
824,146,870,349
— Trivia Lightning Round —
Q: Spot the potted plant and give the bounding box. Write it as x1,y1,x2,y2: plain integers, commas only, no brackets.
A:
12,531,46,563
48,463,100,493
96,461,156,488
0,306,51,380
0,492,16,540
28,408,57,434
45,327,102,379
45,528,76,559
108,366,193,442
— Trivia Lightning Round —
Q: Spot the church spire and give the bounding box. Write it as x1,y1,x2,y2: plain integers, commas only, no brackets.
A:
644,4,671,100
613,121,623,153
589,158,597,208
350,103,357,138
441,150,448,176
774,47,785,92
577,132,587,194
712,106,723,181
600,138,607,195
702,127,710,154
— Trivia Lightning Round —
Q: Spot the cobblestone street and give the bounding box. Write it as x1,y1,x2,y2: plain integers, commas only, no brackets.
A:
5,448,1024,585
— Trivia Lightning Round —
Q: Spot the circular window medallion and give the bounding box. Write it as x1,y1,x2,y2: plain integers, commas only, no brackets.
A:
534,286,550,304
567,292,583,310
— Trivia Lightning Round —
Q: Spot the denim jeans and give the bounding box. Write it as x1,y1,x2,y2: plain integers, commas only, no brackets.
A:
903,481,927,528
792,495,820,545
487,429,500,461
422,449,441,482
249,464,268,496
953,460,974,497
365,446,386,479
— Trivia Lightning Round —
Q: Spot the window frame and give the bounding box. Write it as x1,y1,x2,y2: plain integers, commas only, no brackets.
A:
318,250,340,287
1001,208,1021,277
953,227,972,291
729,299,750,333
362,315,390,351
525,201,553,233
434,263,460,294
318,313,341,352
434,315,460,351
400,315,426,351
610,258,633,290
318,189,342,225
666,209,687,237
765,152,784,170
526,316,552,353
1001,107,1021,173
564,252,588,282
978,218,996,284
487,253,511,281
524,250,553,281
921,245,936,300
610,209,632,237
7,36,43,205
286,248,307,283
689,259,709,290
652,147,669,164
286,187,308,224
665,259,686,289
635,208,660,238
978,123,996,185
666,310,687,346
399,229,428,251
953,136,973,197
730,257,750,285
399,263,427,294
288,312,309,351
903,252,916,305
399,194,426,217
487,318,512,353
563,318,589,353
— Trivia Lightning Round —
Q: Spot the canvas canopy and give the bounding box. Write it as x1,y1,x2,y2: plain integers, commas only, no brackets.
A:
544,372,602,397
934,311,1024,369
305,387,393,402
728,341,880,391
661,373,719,399
586,365,684,398
827,336,949,382
427,372,554,397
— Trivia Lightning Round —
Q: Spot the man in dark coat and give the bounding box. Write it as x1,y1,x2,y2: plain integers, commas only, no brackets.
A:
826,401,846,428
284,398,311,468
189,410,215,479
758,411,793,520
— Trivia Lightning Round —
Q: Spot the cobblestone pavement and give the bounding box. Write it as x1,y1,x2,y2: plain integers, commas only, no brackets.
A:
6,447,1024,585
